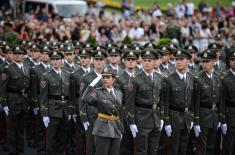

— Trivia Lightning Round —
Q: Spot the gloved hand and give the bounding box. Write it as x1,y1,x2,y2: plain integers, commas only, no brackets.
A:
221,123,227,135
83,121,90,131
43,116,50,128
130,124,138,138
217,122,221,129
190,122,194,130
194,125,201,137
90,75,102,87
68,115,71,121
72,114,77,123
33,107,40,115
3,106,9,116
160,120,164,131
165,125,172,137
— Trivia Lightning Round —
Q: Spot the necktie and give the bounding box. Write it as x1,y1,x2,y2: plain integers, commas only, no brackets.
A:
110,90,116,100
183,76,186,84
148,74,153,81
21,66,24,74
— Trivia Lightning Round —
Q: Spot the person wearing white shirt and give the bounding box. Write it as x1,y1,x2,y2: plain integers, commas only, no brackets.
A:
186,0,195,17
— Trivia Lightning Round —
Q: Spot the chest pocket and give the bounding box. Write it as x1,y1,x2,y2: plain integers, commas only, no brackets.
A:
202,85,210,90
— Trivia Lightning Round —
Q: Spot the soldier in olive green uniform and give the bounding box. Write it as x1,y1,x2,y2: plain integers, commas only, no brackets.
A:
116,50,139,155
193,50,223,155
0,46,30,154
40,51,73,155
208,43,227,74
106,47,125,76
221,50,235,155
126,49,164,155
30,45,51,155
0,44,13,152
81,68,123,155
71,49,93,155
159,45,176,75
63,46,80,73
79,50,107,155
185,44,200,75
164,49,194,155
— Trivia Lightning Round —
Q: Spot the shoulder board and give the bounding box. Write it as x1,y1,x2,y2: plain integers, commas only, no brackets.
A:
43,70,50,76
32,66,36,69
4,65,8,69
197,70,203,76
213,71,220,75
95,87,103,90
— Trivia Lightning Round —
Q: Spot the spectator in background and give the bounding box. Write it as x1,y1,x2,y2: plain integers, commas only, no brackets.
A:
175,2,186,18
185,0,195,17
152,5,162,17
128,21,144,41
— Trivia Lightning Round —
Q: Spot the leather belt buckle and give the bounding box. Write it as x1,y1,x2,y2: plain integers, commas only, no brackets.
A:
153,104,157,110
184,108,189,113
212,105,217,111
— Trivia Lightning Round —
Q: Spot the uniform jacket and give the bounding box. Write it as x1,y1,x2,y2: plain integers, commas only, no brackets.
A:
164,71,194,130
40,69,73,118
82,86,123,138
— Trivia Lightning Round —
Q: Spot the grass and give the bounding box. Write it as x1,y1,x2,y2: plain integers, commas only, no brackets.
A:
109,0,232,9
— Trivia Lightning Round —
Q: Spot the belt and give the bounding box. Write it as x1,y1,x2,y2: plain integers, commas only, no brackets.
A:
49,95,69,100
226,102,235,107
7,89,27,95
201,104,217,111
98,113,119,121
135,102,159,110
170,105,190,113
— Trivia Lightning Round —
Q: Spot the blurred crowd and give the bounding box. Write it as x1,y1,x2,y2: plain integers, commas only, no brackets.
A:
1,1,235,52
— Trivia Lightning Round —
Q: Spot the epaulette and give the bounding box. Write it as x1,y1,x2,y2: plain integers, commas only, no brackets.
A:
95,87,102,90
213,71,220,75
196,70,203,76
221,70,230,79
43,70,50,76
32,66,36,69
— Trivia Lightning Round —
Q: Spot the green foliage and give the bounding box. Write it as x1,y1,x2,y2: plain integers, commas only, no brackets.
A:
86,33,97,46
1,32,21,44
165,24,181,40
122,35,132,45
157,38,171,48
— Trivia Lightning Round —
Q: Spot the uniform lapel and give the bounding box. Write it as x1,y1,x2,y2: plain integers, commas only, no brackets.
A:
142,72,154,87
13,63,24,76
52,69,61,82
173,72,185,88
103,88,116,103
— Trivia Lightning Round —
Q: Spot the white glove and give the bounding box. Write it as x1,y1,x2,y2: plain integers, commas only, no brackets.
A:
43,116,50,128
68,115,71,121
90,75,102,87
160,120,164,131
3,106,9,116
190,122,194,130
33,107,40,115
194,125,201,137
72,114,77,123
221,123,227,135
165,125,172,137
130,124,138,138
217,122,221,129
83,121,90,131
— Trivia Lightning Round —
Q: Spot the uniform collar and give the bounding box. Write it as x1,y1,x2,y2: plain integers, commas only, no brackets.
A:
41,62,50,69
65,60,74,68
81,66,91,73
0,56,5,62
176,70,187,80
143,70,154,78
125,69,134,77
52,68,61,75
230,69,235,76
14,61,24,69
